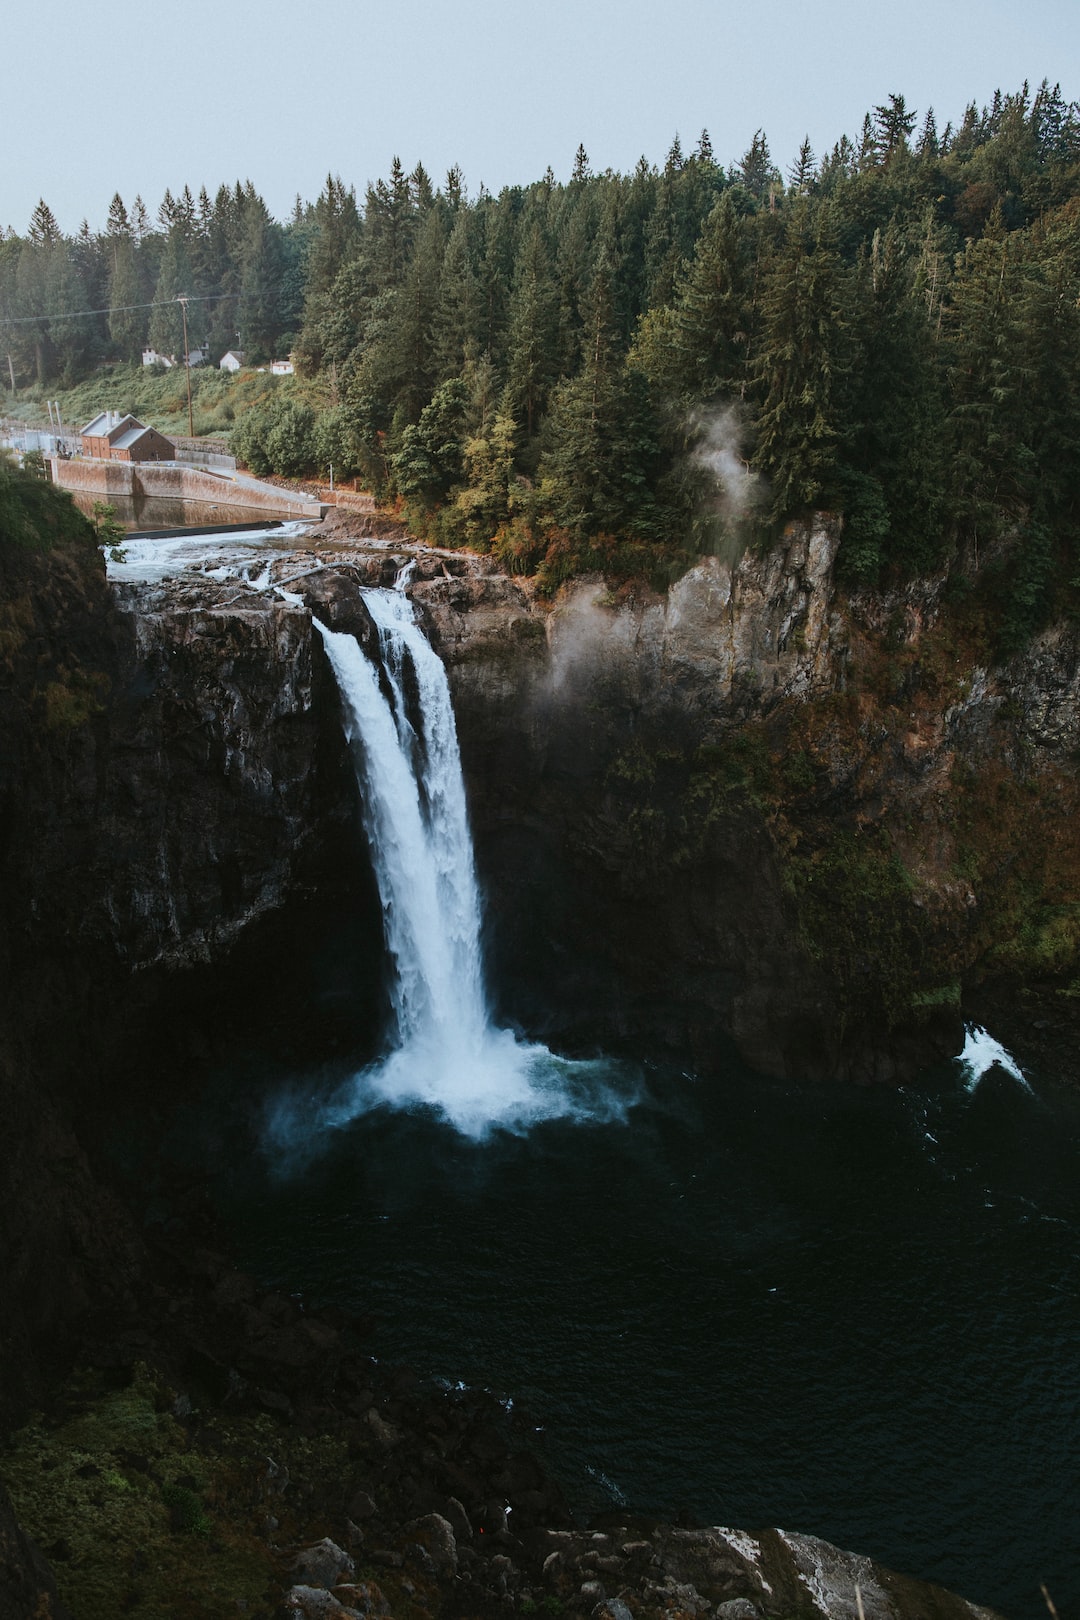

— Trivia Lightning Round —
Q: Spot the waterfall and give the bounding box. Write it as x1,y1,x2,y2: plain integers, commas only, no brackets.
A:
310,588,634,1141
317,590,487,1055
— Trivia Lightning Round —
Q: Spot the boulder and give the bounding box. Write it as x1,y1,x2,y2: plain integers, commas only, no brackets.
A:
292,1538,355,1590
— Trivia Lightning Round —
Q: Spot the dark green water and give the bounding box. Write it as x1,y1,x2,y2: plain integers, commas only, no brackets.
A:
204,1042,1080,1620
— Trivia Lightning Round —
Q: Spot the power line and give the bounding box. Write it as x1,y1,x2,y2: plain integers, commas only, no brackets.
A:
0,291,239,329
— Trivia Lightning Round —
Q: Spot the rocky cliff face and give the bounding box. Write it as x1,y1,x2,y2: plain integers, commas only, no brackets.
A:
10,511,1078,1131
0,551,361,1432
398,514,1080,1082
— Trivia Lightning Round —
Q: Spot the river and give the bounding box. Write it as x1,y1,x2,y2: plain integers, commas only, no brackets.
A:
188,1039,1078,1620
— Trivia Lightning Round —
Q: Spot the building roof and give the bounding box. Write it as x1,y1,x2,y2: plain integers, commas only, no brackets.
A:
82,410,124,437
110,425,156,451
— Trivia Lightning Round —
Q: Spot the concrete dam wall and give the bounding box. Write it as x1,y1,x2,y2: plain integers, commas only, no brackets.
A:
49,455,327,520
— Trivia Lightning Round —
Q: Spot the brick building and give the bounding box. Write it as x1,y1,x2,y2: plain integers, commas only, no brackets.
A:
80,413,174,462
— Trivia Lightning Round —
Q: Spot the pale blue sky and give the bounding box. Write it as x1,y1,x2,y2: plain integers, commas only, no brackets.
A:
7,0,1078,233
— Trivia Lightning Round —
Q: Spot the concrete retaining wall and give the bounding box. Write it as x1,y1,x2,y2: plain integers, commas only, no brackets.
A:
49,457,325,518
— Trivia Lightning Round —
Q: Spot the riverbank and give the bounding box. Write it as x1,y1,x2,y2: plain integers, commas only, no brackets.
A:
0,1211,1009,1620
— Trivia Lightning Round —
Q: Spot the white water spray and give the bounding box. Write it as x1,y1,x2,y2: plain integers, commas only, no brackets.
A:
307,588,633,1141
958,1025,1031,1093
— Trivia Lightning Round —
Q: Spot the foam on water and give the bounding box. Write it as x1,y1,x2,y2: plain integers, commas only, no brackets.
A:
957,1023,1031,1092
104,521,310,585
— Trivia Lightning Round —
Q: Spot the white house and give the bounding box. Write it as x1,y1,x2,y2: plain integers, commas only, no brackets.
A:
270,358,294,376
142,347,175,368
219,349,245,372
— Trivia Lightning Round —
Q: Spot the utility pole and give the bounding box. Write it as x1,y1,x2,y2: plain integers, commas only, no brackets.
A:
6,354,14,393
178,295,194,439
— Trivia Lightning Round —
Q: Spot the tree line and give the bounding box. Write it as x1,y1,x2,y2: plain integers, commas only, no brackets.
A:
3,82,1080,624
0,182,306,385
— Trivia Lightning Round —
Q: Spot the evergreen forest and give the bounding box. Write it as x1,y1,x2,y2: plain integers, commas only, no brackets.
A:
3,83,1080,631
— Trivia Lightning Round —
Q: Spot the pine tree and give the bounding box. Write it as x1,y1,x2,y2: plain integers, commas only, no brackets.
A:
107,209,143,361
305,175,362,299
916,109,939,158
737,132,775,201
787,138,816,194
817,136,856,194
238,193,285,360
28,199,60,247
410,163,435,213
370,204,446,421
751,200,851,515
838,224,946,576
107,194,130,238
148,225,192,359
44,243,93,383
431,209,483,378
857,114,877,170
365,158,416,294
475,192,516,365
506,223,560,436
944,211,1028,544
158,189,179,231
445,165,465,210
633,193,750,402
873,93,917,162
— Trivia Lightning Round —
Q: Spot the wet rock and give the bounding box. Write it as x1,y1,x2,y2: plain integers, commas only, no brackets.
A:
284,1587,362,1619
292,1538,355,1590
643,1577,710,1615
771,1530,896,1620
403,1511,457,1573
332,1582,391,1617
648,1527,759,1599
543,1549,567,1583
405,1543,436,1575
444,1495,472,1542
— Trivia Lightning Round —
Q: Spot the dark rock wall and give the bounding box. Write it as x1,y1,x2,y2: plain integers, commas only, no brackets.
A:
413,521,1080,1083
410,527,867,1076
0,560,366,1424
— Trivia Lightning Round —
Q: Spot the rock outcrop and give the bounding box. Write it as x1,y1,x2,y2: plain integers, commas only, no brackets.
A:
279,1516,1002,1620
401,519,1080,1082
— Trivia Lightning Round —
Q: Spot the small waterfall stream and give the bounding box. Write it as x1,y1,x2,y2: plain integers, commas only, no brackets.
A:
310,587,633,1140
